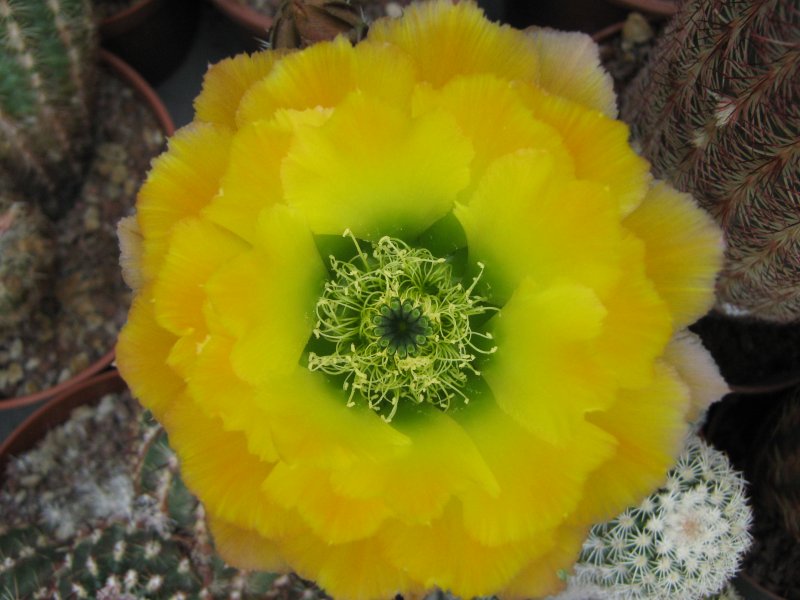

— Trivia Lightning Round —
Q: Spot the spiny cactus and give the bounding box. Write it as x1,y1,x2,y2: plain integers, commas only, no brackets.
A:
0,393,326,599
0,0,97,218
555,436,752,600
269,0,368,49
621,0,800,322
0,191,55,328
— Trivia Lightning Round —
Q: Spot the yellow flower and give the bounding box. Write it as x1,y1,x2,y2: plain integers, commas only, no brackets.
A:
117,2,725,598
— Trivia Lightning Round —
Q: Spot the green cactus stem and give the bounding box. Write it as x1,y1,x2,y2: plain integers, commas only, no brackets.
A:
621,0,800,322
0,0,97,218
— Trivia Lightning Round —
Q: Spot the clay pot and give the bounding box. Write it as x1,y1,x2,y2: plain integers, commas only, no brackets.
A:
98,0,201,84
210,0,274,49
0,371,127,481
0,51,173,412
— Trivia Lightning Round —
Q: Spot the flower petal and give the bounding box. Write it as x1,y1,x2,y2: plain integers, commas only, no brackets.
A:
412,74,574,198
282,91,472,240
163,391,284,538
116,285,183,421
256,368,410,469
202,121,292,244
264,462,393,544
151,217,246,337
194,50,282,129
208,515,289,572
482,277,614,442
576,361,690,523
456,150,622,304
516,85,650,216
369,0,538,87
137,123,233,281
526,28,617,118
623,181,724,328
204,205,326,383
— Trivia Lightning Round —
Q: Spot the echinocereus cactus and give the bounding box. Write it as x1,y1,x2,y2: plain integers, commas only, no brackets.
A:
0,192,55,327
621,0,800,323
0,0,96,217
117,2,727,598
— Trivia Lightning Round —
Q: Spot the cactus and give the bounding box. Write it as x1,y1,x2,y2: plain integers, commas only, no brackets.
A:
0,393,326,599
0,191,55,328
269,0,369,49
555,436,752,600
621,0,800,322
0,0,97,218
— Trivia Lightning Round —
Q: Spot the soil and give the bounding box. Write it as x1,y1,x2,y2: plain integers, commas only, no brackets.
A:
0,66,165,400
600,13,800,600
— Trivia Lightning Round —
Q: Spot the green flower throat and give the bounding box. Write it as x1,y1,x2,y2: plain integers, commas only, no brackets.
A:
307,232,496,421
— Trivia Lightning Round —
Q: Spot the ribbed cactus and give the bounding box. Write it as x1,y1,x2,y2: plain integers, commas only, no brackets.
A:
621,0,800,322
555,436,752,600
0,191,55,328
0,397,325,599
0,0,97,218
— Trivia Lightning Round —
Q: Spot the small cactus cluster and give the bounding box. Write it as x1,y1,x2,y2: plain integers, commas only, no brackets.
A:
555,436,752,600
0,392,325,599
0,0,97,218
621,0,800,322
0,191,55,328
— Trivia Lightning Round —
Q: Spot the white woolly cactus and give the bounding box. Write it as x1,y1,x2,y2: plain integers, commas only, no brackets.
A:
555,436,752,600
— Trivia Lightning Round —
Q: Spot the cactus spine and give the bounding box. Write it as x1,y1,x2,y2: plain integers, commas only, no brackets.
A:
0,191,55,328
0,0,96,218
621,0,800,322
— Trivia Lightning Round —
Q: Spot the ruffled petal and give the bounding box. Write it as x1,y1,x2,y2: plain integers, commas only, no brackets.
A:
194,50,282,129
282,91,472,240
662,331,729,423
263,462,393,544
256,368,410,469
163,391,284,538
516,85,650,216
204,205,326,383
202,121,291,244
381,502,535,598
455,150,622,304
576,361,690,523
412,74,574,198
116,285,183,421
151,217,246,337
623,181,724,328
187,334,279,462
137,123,233,281
368,0,538,87
592,234,673,389
526,28,617,118
208,515,289,572
280,520,412,600
455,395,616,546
482,277,614,442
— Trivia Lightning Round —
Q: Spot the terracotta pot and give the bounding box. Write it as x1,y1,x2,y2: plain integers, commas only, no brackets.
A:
210,0,274,49
0,51,173,412
99,0,200,84
604,0,676,17
0,371,127,482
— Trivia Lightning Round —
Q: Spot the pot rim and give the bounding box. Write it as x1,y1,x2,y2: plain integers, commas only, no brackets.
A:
0,370,127,482
98,0,164,37
0,51,174,411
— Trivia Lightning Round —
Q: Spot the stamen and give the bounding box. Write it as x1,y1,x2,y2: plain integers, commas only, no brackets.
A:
307,235,496,421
